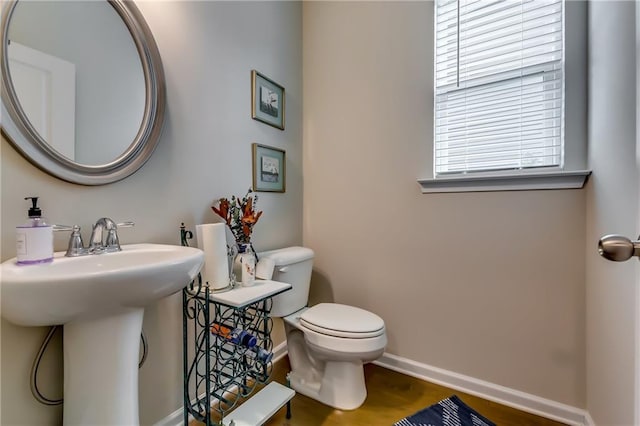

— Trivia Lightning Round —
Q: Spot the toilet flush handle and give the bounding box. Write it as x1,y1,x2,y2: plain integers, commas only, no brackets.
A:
278,267,289,273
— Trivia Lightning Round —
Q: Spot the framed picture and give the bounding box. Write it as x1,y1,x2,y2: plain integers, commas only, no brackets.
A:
251,70,285,130
252,143,286,193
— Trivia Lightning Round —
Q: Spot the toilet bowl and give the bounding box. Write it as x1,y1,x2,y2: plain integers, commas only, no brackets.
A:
260,247,387,410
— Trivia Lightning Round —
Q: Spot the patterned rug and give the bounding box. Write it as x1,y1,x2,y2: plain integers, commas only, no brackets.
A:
394,395,495,426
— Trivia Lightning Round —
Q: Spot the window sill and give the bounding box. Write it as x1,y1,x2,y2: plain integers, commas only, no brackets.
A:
417,170,592,193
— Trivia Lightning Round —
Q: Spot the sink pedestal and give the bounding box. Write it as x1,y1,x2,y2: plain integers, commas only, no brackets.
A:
63,308,144,425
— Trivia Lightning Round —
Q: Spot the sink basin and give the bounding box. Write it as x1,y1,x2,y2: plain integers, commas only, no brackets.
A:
0,243,204,425
1,243,204,326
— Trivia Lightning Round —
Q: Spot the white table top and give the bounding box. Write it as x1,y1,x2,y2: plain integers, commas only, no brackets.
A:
207,280,291,308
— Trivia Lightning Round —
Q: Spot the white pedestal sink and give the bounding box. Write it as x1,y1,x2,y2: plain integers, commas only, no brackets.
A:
0,243,204,425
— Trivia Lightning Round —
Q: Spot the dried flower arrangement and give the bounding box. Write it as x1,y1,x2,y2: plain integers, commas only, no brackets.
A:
211,189,263,245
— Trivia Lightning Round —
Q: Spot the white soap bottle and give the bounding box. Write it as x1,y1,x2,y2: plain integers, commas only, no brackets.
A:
16,197,53,265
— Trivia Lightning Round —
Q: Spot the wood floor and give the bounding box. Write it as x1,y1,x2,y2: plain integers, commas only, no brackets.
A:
194,356,567,426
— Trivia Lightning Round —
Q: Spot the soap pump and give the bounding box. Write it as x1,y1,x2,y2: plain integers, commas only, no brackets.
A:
16,196,53,265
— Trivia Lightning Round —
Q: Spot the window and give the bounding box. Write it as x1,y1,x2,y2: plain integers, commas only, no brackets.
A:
420,0,589,192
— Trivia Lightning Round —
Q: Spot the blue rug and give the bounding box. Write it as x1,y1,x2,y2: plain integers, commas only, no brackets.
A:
394,395,495,426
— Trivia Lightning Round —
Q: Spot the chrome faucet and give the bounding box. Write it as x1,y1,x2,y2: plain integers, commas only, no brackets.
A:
57,219,134,256
88,218,134,253
89,217,117,253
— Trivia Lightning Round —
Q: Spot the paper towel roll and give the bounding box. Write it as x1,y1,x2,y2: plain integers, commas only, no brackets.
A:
195,223,229,289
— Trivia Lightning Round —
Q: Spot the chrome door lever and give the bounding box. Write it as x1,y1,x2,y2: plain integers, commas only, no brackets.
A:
598,235,640,261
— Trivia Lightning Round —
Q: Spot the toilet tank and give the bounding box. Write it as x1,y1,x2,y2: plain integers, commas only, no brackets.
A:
259,247,314,317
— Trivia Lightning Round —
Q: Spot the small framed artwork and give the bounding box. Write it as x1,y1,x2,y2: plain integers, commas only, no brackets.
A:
251,70,285,130
252,143,286,193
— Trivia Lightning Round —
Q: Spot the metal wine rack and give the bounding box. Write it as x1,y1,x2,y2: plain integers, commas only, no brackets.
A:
180,224,287,426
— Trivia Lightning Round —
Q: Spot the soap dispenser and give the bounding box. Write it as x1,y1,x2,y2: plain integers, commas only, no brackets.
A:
16,197,53,265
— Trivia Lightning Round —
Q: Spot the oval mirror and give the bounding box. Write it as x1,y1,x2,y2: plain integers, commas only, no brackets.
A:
0,0,165,185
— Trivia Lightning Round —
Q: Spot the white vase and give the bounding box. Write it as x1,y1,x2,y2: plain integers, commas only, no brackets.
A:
238,243,256,286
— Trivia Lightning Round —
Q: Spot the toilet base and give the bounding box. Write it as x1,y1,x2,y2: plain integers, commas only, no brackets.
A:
288,360,367,410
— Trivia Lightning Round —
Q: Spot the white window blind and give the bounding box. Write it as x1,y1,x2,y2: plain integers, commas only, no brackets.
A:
434,0,564,175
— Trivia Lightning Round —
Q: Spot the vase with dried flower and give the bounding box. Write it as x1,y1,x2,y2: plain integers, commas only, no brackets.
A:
212,189,262,286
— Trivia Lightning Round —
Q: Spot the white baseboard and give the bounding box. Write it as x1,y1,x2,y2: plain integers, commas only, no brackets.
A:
584,411,596,426
374,352,591,426
153,341,288,426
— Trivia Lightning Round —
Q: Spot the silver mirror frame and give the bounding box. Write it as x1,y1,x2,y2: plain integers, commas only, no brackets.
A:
0,0,166,186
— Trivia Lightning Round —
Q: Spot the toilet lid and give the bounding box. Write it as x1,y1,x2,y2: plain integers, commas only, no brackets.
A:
299,303,385,339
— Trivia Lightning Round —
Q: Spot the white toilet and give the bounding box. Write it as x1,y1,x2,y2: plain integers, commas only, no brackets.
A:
260,246,387,410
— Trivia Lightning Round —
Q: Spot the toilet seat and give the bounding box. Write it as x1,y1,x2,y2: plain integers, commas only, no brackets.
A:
299,303,385,339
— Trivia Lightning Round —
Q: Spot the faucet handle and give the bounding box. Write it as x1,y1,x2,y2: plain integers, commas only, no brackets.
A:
105,228,120,251
63,225,88,257
104,221,134,252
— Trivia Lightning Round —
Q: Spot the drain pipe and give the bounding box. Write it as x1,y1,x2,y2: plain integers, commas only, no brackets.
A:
31,326,149,406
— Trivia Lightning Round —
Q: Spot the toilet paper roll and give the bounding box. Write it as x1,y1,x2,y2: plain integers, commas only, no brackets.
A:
195,223,229,290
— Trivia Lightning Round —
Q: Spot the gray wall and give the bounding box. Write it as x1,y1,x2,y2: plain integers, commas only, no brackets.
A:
302,1,586,407
0,2,302,424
